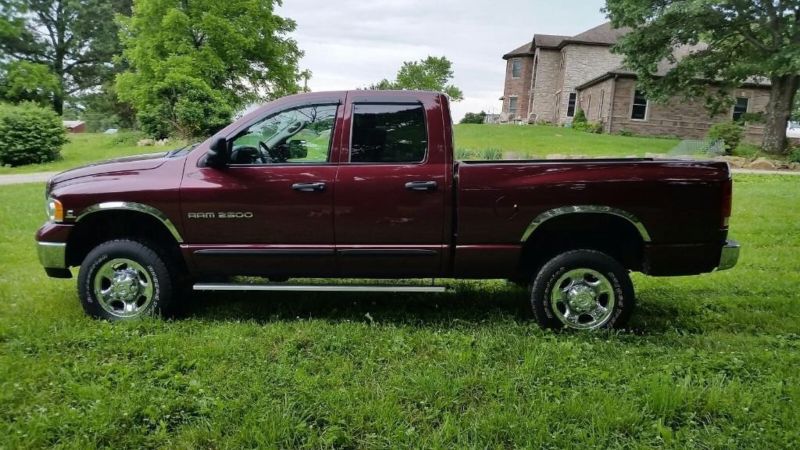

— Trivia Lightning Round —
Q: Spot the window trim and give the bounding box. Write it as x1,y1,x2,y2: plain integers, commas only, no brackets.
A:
226,103,341,168
346,101,429,166
630,89,649,121
511,58,522,79
507,95,519,117
566,93,577,118
732,96,749,121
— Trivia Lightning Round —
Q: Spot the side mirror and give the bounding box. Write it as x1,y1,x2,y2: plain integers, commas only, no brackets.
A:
206,137,229,168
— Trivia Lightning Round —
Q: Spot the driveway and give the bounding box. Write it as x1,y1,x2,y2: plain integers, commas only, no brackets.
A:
0,172,58,186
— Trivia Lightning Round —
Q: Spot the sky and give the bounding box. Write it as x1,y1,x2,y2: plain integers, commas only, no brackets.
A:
277,0,609,121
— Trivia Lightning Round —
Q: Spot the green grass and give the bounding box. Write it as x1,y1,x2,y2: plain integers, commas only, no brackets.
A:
454,124,680,158
1,175,799,448
0,127,681,175
0,133,187,175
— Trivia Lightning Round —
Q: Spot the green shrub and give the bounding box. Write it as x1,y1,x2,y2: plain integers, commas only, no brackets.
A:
572,108,587,125
481,148,503,160
0,102,67,166
789,146,800,164
574,120,603,134
707,122,744,155
618,129,634,137
455,148,476,160
460,111,487,124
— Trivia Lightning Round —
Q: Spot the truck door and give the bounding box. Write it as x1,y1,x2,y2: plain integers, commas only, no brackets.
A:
333,96,449,277
179,97,344,278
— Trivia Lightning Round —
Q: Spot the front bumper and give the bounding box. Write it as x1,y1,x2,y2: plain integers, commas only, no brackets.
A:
37,241,71,278
717,239,740,271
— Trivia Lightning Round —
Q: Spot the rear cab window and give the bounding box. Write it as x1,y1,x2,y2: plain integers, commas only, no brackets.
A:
350,104,427,163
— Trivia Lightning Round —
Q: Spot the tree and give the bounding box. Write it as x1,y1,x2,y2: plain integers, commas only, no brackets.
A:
0,0,133,114
460,111,487,124
372,56,464,101
116,0,303,139
605,0,800,154
0,61,61,106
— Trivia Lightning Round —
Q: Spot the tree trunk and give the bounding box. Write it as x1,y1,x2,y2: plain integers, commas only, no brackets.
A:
762,75,799,154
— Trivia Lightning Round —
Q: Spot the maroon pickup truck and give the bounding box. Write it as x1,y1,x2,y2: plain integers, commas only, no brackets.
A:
36,90,739,330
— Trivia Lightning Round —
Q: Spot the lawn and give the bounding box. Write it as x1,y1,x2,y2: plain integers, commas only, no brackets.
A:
0,126,680,175
455,124,680,158
0,174,798,448
0,133,186,175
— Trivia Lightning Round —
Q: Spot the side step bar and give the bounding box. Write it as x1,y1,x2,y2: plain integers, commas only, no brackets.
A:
193,283,448,293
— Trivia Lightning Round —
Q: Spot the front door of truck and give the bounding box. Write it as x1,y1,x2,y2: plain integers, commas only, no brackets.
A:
334,100,447,277
180,99,344,278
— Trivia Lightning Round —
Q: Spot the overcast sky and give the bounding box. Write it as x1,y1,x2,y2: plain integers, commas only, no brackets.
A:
277,0,609,121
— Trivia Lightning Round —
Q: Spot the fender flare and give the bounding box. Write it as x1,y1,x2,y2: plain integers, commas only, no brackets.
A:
76,201,184,243
520,205,651,243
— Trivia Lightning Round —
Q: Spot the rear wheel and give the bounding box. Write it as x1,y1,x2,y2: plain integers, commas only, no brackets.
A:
530,249,635,330
78,239,177,320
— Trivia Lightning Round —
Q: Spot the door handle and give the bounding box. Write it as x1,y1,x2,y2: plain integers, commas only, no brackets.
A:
405,180,438,191
292,182,326,192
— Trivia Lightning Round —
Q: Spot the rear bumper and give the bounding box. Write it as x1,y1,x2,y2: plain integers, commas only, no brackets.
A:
716,239,740,271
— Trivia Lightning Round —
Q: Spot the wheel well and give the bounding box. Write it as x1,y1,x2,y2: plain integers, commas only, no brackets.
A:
518,213,645,277
66,211,185,271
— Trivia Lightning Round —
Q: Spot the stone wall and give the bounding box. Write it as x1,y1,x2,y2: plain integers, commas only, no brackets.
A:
577,78,615,131
529,48,561,123
607,78,771,143
502,55,534,121
555,45,624,125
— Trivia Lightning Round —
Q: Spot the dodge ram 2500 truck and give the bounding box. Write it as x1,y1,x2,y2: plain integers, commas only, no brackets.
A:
36,90,739,330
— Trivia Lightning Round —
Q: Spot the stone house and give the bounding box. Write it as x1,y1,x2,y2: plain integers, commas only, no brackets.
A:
501,22,771,142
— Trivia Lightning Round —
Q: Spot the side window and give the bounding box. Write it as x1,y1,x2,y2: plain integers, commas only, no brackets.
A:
631,90,648,120
511,58,522,78
231,104,337,165
350,104,427,164
733,97,749,121
567,93,577,117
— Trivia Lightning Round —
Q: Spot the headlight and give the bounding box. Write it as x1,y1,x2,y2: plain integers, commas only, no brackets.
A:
46,198,64,222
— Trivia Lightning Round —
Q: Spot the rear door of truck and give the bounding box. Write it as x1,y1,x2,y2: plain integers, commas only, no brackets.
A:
332,92,452,277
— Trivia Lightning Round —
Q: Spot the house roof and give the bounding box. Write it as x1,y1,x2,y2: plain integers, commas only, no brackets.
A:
503,22,630,59
502,41,534,60
564,22,630,47
63,120,85,128
533,34,570,49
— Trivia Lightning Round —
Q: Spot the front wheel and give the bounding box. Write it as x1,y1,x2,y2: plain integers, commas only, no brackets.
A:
78,239,177,320
530,249,635,330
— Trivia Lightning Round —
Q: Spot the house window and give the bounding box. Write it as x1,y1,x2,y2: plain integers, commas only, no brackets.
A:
567,93,577,117
733,97,749,121
631,90,648,120
511,58,522,79
508,96,518,116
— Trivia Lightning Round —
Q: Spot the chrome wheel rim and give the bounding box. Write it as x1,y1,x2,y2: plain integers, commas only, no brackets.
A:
93,258,154,318
550,268,616,330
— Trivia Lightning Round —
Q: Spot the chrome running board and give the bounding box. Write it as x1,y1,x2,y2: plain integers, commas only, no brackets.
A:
193,283,448,293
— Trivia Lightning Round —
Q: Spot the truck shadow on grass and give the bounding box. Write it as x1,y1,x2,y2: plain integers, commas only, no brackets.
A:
177,282,704,335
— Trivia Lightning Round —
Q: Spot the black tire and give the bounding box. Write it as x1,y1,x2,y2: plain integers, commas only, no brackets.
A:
78,239,177,320
530,249,635,330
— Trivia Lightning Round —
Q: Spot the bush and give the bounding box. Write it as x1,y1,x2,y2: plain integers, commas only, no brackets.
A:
572,108,587,125
617,129,634,137
707,122,744,155
460,111,487,124
0,102,67,166
481,148,503,160
789,146,800,164
574,120,603,134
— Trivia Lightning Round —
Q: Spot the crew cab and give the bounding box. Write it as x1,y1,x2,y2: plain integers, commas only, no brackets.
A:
36,90,739,330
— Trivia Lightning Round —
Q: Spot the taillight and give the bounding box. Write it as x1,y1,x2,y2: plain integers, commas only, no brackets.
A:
721,178,732,228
